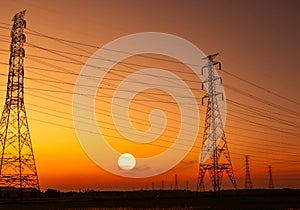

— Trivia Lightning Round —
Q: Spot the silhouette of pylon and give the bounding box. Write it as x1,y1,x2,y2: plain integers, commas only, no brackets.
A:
244,155,253,189
268,165,274,189
186,180,189,190
0,10,40,193
174,174,178,190
197,53,237,193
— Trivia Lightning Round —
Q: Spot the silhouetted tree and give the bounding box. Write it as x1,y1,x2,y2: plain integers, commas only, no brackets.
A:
45,188,60,198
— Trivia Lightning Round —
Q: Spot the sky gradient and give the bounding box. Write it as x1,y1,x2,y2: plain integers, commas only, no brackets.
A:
0,0,299,191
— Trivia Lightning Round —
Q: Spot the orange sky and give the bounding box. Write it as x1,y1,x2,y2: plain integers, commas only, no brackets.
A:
0,0,299,191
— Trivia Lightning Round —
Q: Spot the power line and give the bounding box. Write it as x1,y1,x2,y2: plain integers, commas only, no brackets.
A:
0,62,298,144
1,24,300,109
1,24,298,169
2,35,300,121
21,26,300,110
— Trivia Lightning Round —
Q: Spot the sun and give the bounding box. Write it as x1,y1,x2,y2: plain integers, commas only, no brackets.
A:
118,153,136,170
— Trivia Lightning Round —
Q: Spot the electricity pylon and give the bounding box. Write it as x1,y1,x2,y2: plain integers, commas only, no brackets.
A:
244,155,253,189
186,180,189,190
174,174,178,190
268,165,274,189
197,53,237,193
0,10,40,193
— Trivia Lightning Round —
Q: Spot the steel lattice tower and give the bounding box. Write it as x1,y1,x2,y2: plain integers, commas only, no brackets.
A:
0,10,40,192
268,165,274,189
197,53,237,193
161,180,164,190
174,174,178,190
244,155,253,189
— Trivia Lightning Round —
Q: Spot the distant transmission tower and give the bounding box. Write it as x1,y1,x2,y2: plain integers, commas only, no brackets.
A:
0,10,40,192
174,174,178,190
197,53,237,193
186,180,189,190
268,165,274,189
244,155,253,189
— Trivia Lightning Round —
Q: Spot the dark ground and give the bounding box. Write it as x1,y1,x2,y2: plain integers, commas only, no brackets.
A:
0,189,299,210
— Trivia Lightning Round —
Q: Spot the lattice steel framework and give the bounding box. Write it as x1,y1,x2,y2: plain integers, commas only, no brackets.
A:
0,10,40,192
244,155,253,189
268,165,274,189
197,53,237,193
174,174,178,190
